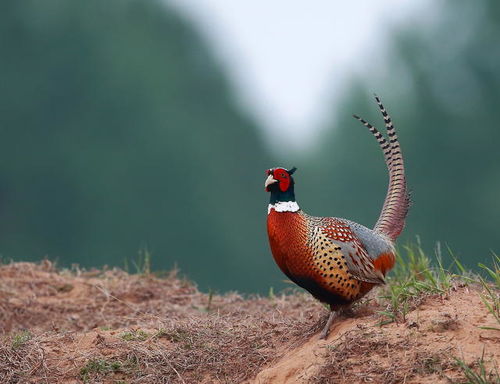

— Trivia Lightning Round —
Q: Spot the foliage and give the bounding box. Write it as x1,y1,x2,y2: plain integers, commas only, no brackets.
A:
0,0,499,294
378,241,500,328
477,255,500,331
79,358,129,383
120,330,149,341
453,351,499,384
11,331,32,350
378,242,456,324
0,0,275,292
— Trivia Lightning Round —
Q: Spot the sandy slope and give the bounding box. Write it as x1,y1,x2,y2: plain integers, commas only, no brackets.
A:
0,262,498,383
253,287,499,383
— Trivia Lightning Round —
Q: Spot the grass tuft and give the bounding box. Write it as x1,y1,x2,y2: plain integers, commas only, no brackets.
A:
206,288,214,312
453,349,499,384
80,358,123,383
378,242,456,324
11,331,31,349
379,241,500,332
124,246,152,275
120,330,149,341
477,255,500,331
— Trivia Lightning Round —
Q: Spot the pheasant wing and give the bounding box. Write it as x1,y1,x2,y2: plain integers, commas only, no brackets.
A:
318,219,386,284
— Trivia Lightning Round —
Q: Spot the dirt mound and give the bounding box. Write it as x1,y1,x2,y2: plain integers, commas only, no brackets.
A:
0,261,498,383
254,288,499,383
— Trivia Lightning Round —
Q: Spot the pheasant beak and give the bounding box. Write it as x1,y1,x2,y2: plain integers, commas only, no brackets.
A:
265,173,278,191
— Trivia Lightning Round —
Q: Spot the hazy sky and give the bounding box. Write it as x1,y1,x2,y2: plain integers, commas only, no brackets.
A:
167,1,436,148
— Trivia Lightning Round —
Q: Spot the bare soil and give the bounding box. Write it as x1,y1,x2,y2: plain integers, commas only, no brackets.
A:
0,261,498,383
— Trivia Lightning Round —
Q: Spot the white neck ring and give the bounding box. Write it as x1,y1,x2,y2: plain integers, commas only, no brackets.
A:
268,201,300,214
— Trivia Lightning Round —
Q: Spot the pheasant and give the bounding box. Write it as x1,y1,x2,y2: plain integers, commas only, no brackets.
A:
265,95,410,339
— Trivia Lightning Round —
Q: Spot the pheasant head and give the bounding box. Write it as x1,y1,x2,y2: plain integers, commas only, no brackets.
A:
265,167,297,206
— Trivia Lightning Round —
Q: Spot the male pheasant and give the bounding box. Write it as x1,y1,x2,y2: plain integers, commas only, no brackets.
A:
265,95,410,339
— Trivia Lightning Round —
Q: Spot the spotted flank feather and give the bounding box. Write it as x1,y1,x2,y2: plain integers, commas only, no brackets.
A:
309,226,362,301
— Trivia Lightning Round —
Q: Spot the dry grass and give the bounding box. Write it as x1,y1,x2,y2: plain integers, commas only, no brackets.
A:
0,260,499,384
310,323,455,383
0,261,323,383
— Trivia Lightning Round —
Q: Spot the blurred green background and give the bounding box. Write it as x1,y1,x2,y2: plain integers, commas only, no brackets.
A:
0,0,498,293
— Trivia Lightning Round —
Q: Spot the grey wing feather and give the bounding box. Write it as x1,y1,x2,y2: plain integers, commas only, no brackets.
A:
345,220,395,259
331,238,386,284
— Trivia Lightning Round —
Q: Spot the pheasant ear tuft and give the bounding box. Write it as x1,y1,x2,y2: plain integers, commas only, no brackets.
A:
288,167,297,175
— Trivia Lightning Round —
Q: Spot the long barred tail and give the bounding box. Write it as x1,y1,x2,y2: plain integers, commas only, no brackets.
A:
353,95,410,242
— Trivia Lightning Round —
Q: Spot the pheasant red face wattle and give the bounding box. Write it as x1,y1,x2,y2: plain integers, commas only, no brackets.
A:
273,168,291,192
265,167,297,192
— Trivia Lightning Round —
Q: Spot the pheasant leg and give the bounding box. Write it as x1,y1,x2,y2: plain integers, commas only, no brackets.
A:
319,310,338,340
